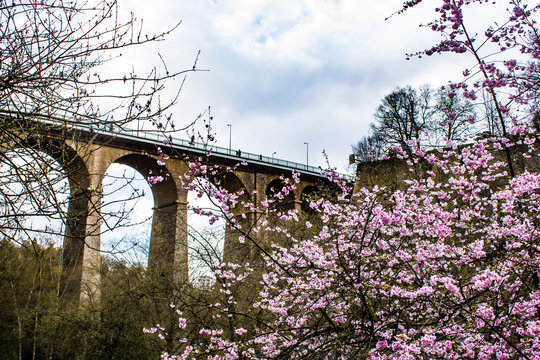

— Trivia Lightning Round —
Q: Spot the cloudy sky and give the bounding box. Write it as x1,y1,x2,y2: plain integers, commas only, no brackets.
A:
116,0,481,173
77,0,538,265
98,0,514,254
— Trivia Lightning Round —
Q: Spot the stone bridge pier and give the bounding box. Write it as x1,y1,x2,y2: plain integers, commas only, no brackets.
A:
58,144,195,302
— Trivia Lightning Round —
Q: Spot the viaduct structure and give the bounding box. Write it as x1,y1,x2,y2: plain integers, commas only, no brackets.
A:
4,118,352,302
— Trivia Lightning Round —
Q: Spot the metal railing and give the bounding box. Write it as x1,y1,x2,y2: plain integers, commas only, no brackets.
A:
8,114,355,181
116,128,355,181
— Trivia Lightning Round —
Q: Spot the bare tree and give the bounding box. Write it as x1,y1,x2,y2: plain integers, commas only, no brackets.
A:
0,0,195,125
0,0,198,266
477,89,508,137
520,61,540,123
351,133,385,163
371,86,433,154
428,87,476,146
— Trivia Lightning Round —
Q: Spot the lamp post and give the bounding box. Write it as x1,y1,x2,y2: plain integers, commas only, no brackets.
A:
304,142,309,166
272,151,276,160
227,124,232,154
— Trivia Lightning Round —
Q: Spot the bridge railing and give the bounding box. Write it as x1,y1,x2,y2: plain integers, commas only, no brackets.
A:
8,113,354,181
117,127,355,181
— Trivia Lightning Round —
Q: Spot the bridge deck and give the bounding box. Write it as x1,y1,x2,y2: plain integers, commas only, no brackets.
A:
7,114,354,181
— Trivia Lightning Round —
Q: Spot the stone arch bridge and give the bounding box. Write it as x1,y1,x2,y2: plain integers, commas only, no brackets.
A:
3,118,351,302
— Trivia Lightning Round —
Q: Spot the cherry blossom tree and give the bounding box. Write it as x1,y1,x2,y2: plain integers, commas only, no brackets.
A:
147,126,538,359
145,1,540,359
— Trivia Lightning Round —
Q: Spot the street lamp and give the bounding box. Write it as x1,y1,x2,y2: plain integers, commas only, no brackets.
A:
272,151,276,159
304,142,309,166
227,124,232,154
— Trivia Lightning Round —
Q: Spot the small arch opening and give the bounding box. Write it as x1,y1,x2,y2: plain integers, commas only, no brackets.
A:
266,178,295,212
209,171,251,213
301,185,320,212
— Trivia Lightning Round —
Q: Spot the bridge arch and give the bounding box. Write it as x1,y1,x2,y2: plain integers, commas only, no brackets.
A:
0,137,97,301
200,170,254,265
300,185,320,212
265,177,296,211
100,163,153,264
185,177,226,287
0,146,74,239
108,153,188,282
3,120,334,301
3,137,91,191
